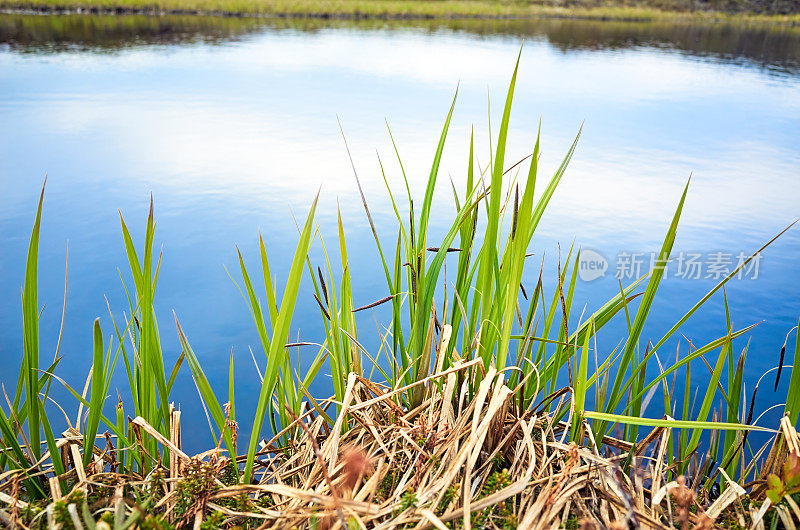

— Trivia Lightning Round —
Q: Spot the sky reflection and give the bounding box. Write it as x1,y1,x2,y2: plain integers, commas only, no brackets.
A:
1,18,798,451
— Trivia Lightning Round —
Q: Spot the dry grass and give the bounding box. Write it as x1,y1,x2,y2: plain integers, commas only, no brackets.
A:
1,358,796,529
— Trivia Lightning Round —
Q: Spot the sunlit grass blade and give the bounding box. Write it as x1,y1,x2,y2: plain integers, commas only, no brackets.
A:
22,180,45,461
416,87,458,265
119,198,172,469
237,248,272,356
175,316,234,457
784,319,800,424
583,411,774,433
83,318,105,467
474,47,520,368
571,318,593,443
0,398,47,498
602,178,690,432
631,324,757,408
618,220,798,406
243,192,319,483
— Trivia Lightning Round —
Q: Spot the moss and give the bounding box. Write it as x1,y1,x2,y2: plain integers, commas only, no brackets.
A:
99,511,115,525
139,513,175,530
437,485,458,515
86,475,118,509
216,492,264,528
482,469,511,497
52,499,72,528
376,474,393,503
219,460,239,487
472,470,514,529
395,489,417,515
490,452,506,472
148,467,166,498
200,510,226,529
376,461,407,504
21,503,43,527
173,459,220,524
218,493,250,511
563,513,580,529
256,495,275,508
47,490,88,529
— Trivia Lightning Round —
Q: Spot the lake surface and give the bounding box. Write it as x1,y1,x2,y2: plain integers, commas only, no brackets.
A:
1,13,799,452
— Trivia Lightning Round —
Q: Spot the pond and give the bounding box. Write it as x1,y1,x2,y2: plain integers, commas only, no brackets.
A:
1,13,799,452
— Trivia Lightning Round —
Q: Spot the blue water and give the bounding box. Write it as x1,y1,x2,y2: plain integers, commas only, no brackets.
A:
1,15,799,453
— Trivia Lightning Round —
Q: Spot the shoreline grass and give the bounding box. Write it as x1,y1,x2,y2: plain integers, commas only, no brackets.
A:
3,12,799,71
2,0,800,25
4,368,800,528
2,49,800,528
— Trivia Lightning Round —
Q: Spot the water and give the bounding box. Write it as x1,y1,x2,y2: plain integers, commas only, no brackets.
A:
1,14,798,452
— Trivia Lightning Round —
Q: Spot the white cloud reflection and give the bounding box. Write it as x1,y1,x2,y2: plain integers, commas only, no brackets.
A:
2,28,798,241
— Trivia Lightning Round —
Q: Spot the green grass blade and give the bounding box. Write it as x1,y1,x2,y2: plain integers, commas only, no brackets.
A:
584,411,773,432
604,179,690,420
174,316,235,457
785,319,800,425
417,87,458,262
244,193,319,483
83,318,105,466
22,181,45,460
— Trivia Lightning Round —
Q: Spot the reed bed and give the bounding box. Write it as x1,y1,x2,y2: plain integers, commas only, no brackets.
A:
1,362,800,529
2,49,800,528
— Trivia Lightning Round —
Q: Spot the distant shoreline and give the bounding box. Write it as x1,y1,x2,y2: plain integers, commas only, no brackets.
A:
2,1,799,25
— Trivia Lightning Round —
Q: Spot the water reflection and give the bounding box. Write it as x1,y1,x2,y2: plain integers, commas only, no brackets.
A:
1,13,799,74
0,13,798,451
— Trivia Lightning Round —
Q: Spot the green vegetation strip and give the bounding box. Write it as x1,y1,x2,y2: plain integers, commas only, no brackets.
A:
1,0,799,24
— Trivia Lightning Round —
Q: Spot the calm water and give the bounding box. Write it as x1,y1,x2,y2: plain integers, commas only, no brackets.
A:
1,14,799,451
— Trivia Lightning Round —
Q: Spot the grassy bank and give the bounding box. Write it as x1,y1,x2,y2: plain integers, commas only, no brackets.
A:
2,0,800,24
1,50,800,528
